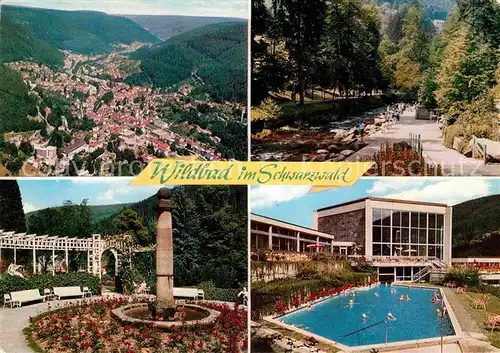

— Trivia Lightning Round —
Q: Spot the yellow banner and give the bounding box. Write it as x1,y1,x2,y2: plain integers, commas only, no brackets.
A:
131,160,373,186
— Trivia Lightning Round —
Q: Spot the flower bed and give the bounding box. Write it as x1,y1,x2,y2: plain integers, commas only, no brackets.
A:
365,142,442,176
273,280,379,316
25,297,247,353
251,273,375,319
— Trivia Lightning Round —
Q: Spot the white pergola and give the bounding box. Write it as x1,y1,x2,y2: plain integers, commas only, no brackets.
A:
0,231,104,277
0,231,156,278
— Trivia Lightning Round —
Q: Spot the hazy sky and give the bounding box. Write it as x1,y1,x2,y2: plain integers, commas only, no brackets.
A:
18,178,165,213
3,0,248,18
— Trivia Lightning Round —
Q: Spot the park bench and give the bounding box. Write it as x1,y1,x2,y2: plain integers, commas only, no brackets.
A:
173,287,205,300
53,286,88,300
9,289,45,308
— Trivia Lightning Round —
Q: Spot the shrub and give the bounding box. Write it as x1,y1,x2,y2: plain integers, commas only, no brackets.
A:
252,98,282,121
443,124,462,149
0,272,100,300
199,281,242,303
115,266,144,295
444,267,481,287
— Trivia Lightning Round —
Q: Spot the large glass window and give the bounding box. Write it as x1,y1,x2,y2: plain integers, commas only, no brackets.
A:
372,208,445,260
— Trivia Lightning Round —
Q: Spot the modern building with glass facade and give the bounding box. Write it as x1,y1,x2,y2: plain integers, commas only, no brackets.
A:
313,197,453,282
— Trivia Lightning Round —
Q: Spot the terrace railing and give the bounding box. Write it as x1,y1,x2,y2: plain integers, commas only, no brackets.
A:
413,266,431,282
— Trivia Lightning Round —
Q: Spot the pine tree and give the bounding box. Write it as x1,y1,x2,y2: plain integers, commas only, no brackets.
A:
0,180,26,232
277,0,327,104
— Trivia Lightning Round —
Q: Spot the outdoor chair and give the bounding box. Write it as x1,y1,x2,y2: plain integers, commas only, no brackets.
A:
469,294,489,310
43,288,55,301
82,287,92,298
3,294,11,308
478,295,490,310
486,314,500,332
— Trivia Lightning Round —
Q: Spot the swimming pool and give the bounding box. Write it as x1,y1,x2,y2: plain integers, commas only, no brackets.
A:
278,285,455,347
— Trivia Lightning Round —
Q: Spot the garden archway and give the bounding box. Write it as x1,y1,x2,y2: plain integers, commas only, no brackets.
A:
0,231,154,278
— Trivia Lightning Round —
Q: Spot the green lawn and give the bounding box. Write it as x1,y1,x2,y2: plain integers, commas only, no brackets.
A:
279,101,333,118
460,292,500,348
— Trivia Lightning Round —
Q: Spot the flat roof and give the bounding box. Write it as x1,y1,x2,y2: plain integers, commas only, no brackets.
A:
316,197,448,212
251,213,336,239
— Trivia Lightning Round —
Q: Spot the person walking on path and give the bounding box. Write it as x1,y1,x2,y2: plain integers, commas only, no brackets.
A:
359,122,366,143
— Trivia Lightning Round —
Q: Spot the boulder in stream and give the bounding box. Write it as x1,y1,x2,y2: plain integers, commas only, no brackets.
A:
340,149,355,157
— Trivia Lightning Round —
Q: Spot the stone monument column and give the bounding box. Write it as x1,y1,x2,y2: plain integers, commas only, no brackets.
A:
156,188,175,315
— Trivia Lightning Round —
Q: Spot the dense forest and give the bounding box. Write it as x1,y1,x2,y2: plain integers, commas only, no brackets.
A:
0,64,44,133
25,186,248,288
0,18,65,68
127,22,248,102
452,194,500,257
253,0,499,149
2,5,159,55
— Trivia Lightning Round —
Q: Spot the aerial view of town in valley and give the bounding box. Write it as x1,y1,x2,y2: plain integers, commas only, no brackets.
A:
0,1,248,176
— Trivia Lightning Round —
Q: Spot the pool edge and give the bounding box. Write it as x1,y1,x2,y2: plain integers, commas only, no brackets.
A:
263,283,466,352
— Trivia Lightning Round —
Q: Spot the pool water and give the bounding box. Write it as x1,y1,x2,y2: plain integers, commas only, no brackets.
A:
279,285,455,347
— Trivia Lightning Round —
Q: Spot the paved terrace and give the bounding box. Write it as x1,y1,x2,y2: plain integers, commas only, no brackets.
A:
347,108,500,176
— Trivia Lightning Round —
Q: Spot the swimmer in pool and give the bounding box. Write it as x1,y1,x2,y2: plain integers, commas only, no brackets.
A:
391,289,396,294
362,313,368,321
436,309,443,317
375,293,380,297
387,313,396,321
404,294,411,301
399,295,405,301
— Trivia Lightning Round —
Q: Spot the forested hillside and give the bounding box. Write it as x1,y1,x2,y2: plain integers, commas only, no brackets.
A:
0,64,44,133
2,5,159,55
452,195,500,257
126,22,247,102
0,19,64,68
25,186,247,288
125,14,246,39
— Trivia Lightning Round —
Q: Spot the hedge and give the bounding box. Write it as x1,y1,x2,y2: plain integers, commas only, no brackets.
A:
198,281,242,303
251,271,371,319
0,273,100,300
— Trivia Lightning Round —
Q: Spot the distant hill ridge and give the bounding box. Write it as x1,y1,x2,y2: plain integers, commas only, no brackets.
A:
124,14,246,40
26,202,135,222
2,5,160,56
